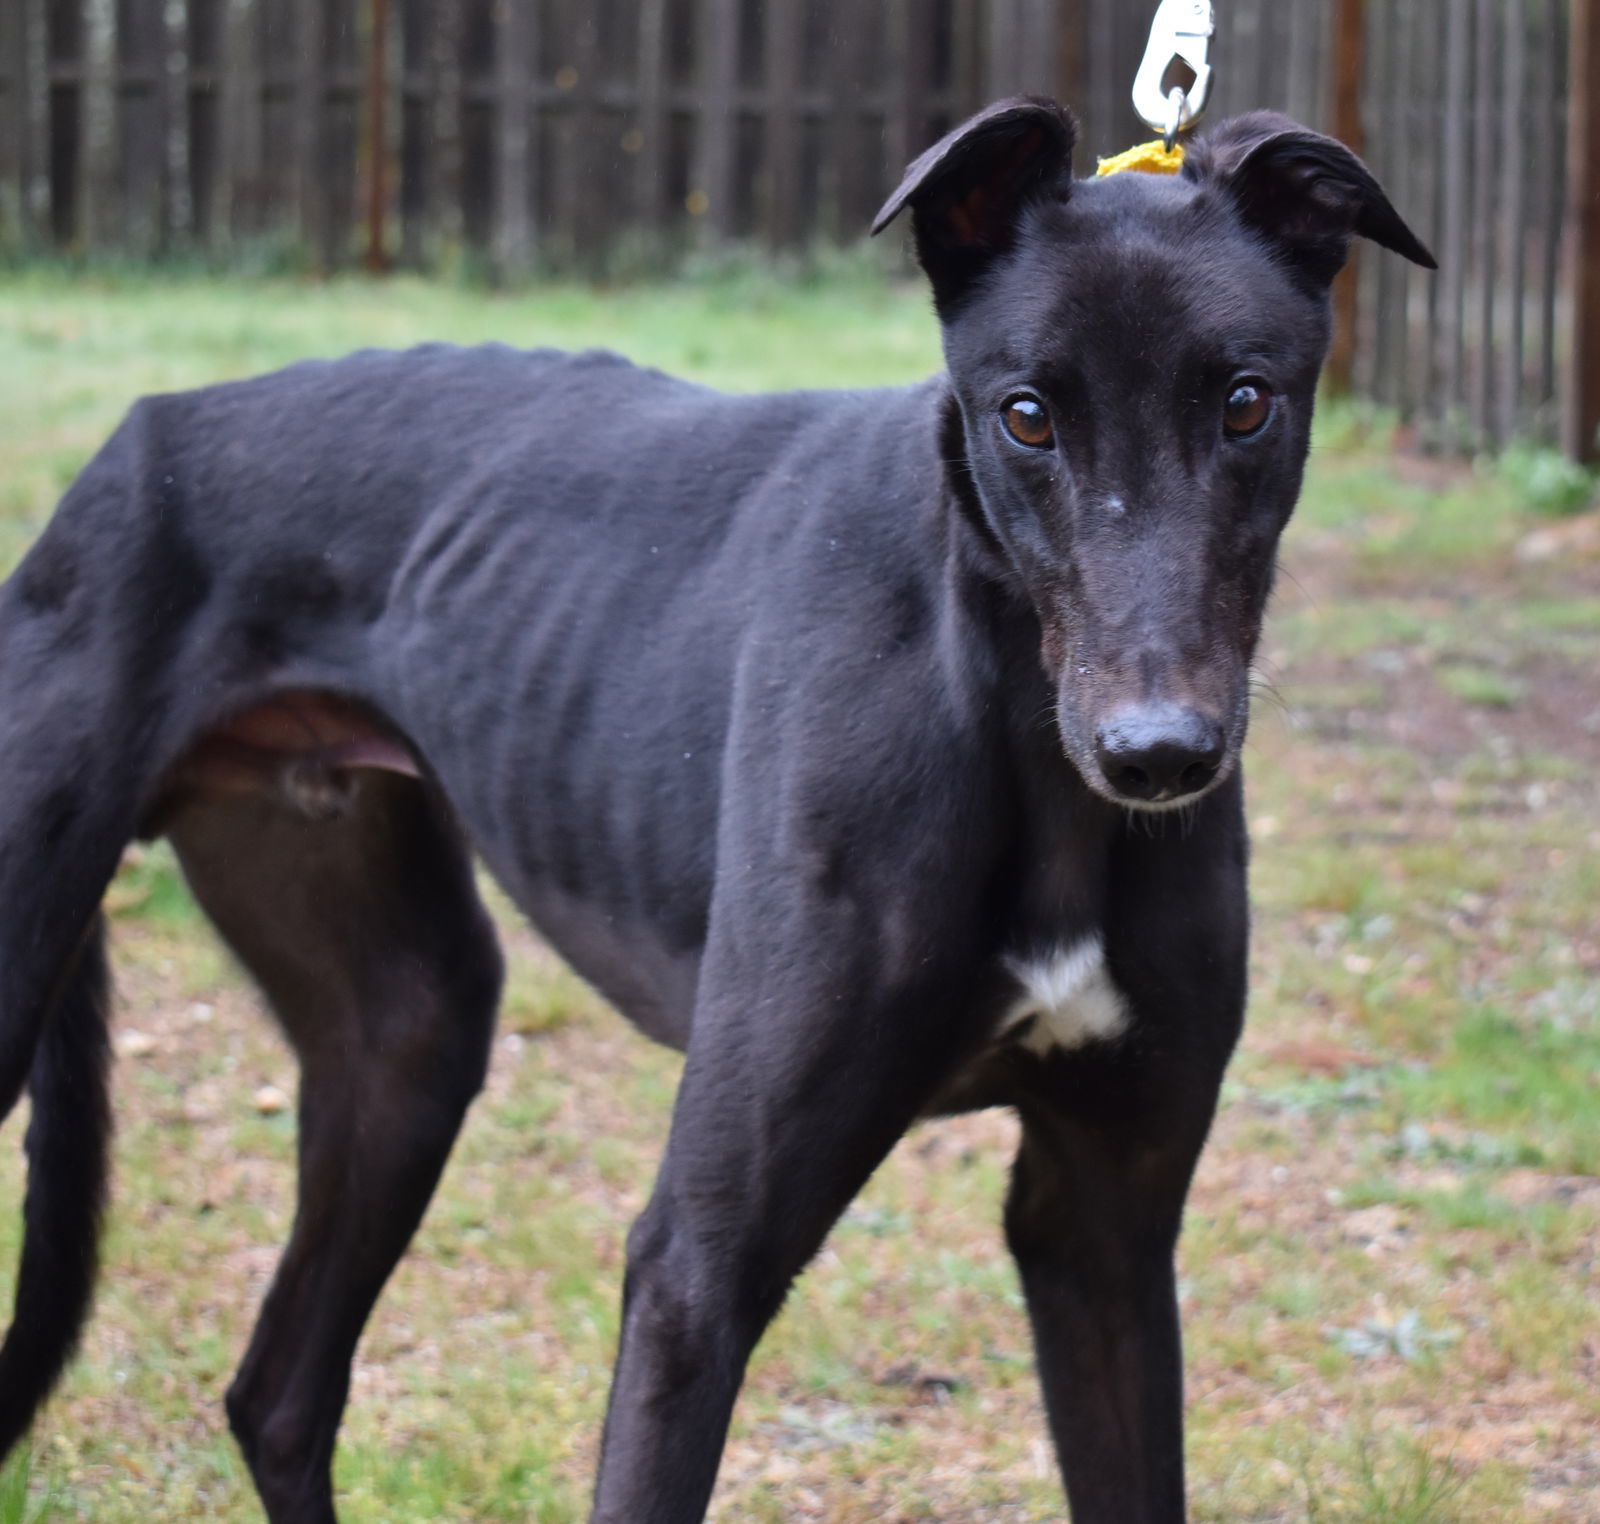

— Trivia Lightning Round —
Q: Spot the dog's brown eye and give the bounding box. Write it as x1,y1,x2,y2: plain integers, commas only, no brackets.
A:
1001,395,1053,449
1223,381,1273,438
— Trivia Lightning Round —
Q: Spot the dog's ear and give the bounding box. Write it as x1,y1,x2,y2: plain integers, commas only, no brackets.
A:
1186,111,1436,284
871,97,1077,311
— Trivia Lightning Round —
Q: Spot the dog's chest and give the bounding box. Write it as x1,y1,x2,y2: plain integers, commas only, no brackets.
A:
998,937,1129,1054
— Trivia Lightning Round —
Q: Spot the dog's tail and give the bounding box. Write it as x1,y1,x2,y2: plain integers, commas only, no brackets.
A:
0,398,215,1453
0,417,154,1457
0,914,113,1457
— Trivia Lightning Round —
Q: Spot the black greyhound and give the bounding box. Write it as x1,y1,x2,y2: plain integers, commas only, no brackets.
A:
0,100,1432,1522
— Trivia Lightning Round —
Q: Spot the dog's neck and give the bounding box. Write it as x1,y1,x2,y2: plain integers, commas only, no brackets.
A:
936,389,1013,579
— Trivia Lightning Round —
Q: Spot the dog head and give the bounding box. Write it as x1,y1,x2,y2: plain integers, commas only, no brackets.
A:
874,99,1434,810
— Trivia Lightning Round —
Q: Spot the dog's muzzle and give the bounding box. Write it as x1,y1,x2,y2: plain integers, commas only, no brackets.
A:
1094,702,1225,804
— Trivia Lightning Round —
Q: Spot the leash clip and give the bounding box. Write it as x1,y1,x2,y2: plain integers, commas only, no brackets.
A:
1132,0,1215,149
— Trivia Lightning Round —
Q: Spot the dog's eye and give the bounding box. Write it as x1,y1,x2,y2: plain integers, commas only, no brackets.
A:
1223,381,1274,439
1000,395,1054,449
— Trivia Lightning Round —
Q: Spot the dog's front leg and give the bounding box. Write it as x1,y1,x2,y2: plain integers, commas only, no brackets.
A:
1004,805,1249,1524
1004,1058,1221,1524
589,875,990,1523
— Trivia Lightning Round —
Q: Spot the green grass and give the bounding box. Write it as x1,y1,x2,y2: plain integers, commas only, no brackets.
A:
1,270,1597,1520
0,1451,60,1524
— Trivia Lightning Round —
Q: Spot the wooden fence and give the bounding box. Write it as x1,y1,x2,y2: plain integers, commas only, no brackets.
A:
1353,0,1573,455
0,0,1592,456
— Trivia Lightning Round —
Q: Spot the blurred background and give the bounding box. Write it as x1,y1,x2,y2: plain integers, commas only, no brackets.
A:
2,0,1596,456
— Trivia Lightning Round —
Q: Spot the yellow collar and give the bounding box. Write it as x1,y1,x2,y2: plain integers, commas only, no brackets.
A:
1095,140,1185,177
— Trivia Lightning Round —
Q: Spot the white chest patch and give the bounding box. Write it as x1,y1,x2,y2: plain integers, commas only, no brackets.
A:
1000,937,1130,1054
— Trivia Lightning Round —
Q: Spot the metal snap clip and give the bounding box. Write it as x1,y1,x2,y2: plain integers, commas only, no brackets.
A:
1133,0,1215,148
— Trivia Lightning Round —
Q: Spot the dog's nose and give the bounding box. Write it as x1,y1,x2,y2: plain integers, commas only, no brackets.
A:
1094,705,1225,802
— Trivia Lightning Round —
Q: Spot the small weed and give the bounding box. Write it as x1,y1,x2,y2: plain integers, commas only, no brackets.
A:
1436,664,1524,709
1289,1429,1471,1523
1247,1072,1388,1118
1325,1309,1459,1364
1384,1121,1538,1169
1349,1434,1470,1523
1497,443,1595,517
0,1451,58,1524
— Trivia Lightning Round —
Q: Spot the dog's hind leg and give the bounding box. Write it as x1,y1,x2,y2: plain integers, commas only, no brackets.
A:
166,771,502,1524
0,915,113,1455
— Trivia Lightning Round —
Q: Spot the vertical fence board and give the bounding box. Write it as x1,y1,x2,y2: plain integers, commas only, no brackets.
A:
1538,0,1565,428
221,0,263,242
1327,0,1363,393
884,0,930,199
635,0,668,241
983,0,1012,102
432,0,461,252
164,0,191,244
951,0,981,120
324,0,361,265
0,7,14,246
1351,0,1382,400
545,0,576,259
363,0,392,270
47,0,80,248
457,0,492,252
0,13,13,246
570,1,602,256
1286,0,1317,127
188,0,222,243
1083,0,1112,157
1470,0,1496,446
1403,0,1433,417
1012,0,1053,98
1414,0,1440,435
758,0,797,247
23,0,51,247
694,0,737,239
382,0,403,250
80,0,115,249
1055,0,1086,134
1499,3,1527,441
0,1,22,247
293,0,323,255
1374,0,1406,414
1565,0,1600,460
495,0,530,273
1436,0,1469,444
822,0,871,239
119,0,161,252
1229,1,1262,131
1253,0,1282,113
397,0,432,265
1383,0,1406,401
